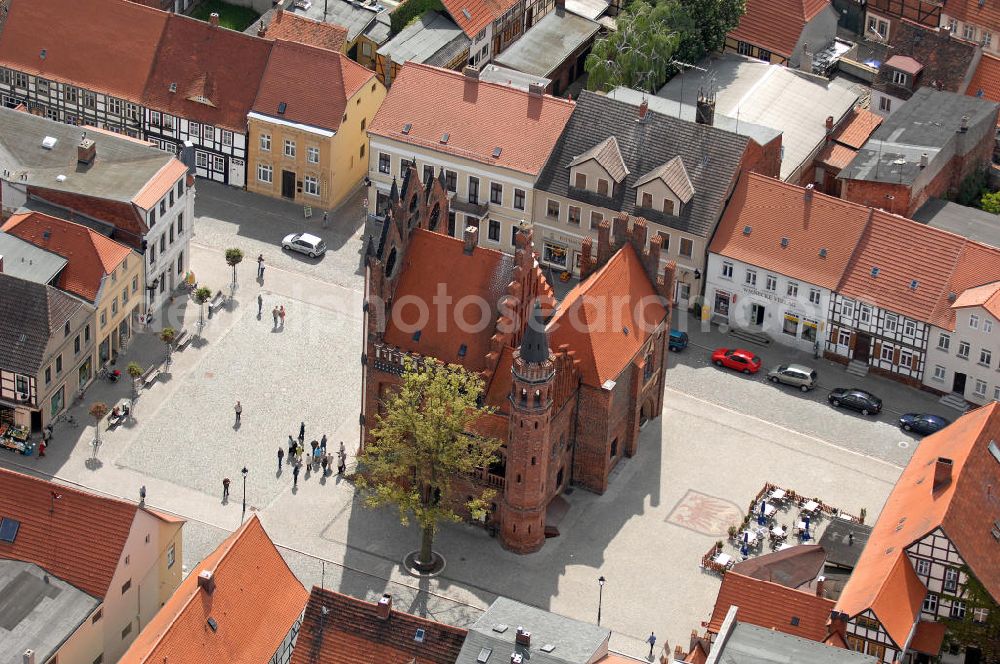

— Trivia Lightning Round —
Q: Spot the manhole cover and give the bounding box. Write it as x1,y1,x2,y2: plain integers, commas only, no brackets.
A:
898,440,910,448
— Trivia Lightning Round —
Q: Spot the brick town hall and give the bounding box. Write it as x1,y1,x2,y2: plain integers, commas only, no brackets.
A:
361,165,677,553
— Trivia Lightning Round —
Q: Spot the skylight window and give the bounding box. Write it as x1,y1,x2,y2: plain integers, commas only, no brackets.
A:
414,628,426,642
477,647,493,663
277,102,287,115
742,225,752,236
0,518,21,543
492,147,502,158
440,133,450,144
402,123,412,134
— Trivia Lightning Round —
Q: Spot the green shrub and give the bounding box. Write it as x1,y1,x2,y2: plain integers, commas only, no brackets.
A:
390,0,445,35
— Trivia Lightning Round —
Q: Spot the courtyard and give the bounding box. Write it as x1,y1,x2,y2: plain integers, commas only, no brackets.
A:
0,183,927,660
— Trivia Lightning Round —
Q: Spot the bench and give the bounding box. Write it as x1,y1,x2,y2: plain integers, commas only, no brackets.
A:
208,290,225,315
175,329,191,350
141,364,159,389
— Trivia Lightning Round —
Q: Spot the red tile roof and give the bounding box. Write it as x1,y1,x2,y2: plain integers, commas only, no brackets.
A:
932,241,1000,330
262,10,349,52
142,13,273,132
951,280,1000,320
0,0,167,104
132,159,190,210
910,621,947,655
942,0,1000,39
0,467,142,598
368,63,575,176
837,211,967,325
728,0,831,57
548,243,667,387
707,572,835,642
440,0,520,37
966,52,1000,124
836,402,1000,647
830,107,883,150
816,142,859,171
120,516,308,664
290,588,468,664
384,228,515,371
252,39,376,132
2,212,135,303
26,188,147,248
709,173,872,291
884,54,924,75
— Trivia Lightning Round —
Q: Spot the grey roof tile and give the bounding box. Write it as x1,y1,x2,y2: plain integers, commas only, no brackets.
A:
0,273,88,376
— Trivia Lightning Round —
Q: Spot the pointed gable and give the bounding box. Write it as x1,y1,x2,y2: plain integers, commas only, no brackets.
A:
633,155,694,203
568,136,629,183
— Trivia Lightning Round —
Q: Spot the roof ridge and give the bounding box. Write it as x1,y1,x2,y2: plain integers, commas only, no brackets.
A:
410,227,509,260
0,466,140,512
405,62,576,109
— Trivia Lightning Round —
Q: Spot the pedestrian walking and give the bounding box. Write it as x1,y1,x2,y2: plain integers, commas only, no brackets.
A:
646,633,656,658
292,462,300,488
298,422,305,444
322,211,329,228
277,447,284,471
337,450,346,475
222,477,231,500
272,306,279,328
320,434,327,452
38,440,46,458
257,293,263,316
339,441,345,457
279,305,286,327
287,435,296,460
321,454,329,475
257,253,264,278
234,401,242,425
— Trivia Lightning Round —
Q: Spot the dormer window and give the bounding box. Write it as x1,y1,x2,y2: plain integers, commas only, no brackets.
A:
663,199,674,215
641,192,653,208
892,70,908,86
574,172,587,189
597,178,609,196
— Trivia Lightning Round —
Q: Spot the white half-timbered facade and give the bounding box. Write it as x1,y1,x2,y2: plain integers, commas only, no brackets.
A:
143,112,248,186
826,294,930,382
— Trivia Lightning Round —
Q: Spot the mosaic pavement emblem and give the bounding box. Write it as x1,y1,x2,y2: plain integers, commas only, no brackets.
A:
666,490,743,536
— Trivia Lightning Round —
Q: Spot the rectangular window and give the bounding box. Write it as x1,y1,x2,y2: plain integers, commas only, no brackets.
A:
783,313,799,336
45,367,51,384
722,262,733,279
399,158,411,177
944,568,959,592
257,163,272,183
598,179,609,196
951,600,966,620
162,114,174,130
837,328,851,346
903,320,916,336
915,558,931,576
359,143,365,159
195,151,208,169
881,345,894,362
859,304,871,323
488,219,500,241
985,319,993,333
979,349,992,366
745,269,757,286
659,233,670,252
468,177,479,205
65,85,78,104
899,349,912,368
307,146,320,164
169,223,175,244
923,593,938,612
121,623,132,640
679,238,693,258
974,379,988,397
983,31,993,48
574,172,587,189
445,170,457,192
159,235,166,253
204,125,215,141
36,78,50,96
938,333,950,350
892,70,908,85
121,579,131,595
303,175,319,196
423,164,434,183
641,192,653,208
590,211,603,229
511,225,518,246
546,199,559,219
568,205,581,225
663,198,675,215
786,282,798,297
765,274,777,292
884,314,897,333
490,182,503,205
801,319,817,342
513,188,525,211
378,152,390,173
92,609,103,624
55,355,62,373
160,199,166,216
958,341,970,359
737,41,752,56
213,155,224,172
879,96,891,113
933,365,946,381
964,23,977,40
189,122,200,139
841,299,854,319
108,97,123,115
85,324,90,343
970,314,980,329
74,335,81,354
974,607,989,623
284,139,295,157
167,543,175,568
222,130,233,146
177,212,184,234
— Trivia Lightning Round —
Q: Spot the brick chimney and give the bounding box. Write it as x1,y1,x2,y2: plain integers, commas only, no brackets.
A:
638,98,649,122
515,626,531,646
463,65,480,80
197,570,215,594
377,593,392,620
825,116,834,135
816,575,826,598
463,225,479,254
209,12,220,27
696,89,715,126
933,457,953,491
78,138,96,165
804,182,814,201
528,82,545,97
828,611,848,639
22,651,34,664
257,20,266,37
799,43,811,72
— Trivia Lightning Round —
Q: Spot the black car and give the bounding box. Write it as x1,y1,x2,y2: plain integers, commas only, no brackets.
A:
899,413,951,435
828,388,882,416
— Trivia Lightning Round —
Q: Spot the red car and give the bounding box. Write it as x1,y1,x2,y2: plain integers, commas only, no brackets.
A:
711,348,762,374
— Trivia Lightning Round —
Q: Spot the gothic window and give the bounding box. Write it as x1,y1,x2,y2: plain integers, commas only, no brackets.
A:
429,203,440,231
385,247,398,278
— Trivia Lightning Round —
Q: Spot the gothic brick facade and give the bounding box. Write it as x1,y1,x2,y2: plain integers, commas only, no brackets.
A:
361,164,676,553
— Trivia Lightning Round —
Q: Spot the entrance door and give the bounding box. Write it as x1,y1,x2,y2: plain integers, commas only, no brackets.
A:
953,372,967,394
228,158,245,187
751,303,765,326
281,170,296,199
854,331,871,362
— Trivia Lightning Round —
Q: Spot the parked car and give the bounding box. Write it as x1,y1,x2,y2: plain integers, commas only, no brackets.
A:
898,413,951,435
669,329,689,352
767,364,818,392
281,232,327,258
711,348,762,374
828,388,882,416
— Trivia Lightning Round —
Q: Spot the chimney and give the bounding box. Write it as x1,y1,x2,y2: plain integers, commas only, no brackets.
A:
528,82,545,97
77,138,96,165
463,65,480,80
919,153,928,168
804,182,814,201
257,20,266,37
22,651,34,664
816,576,826,598
511,655,524,664
933,457,953,491
799,43,811,72
596,220,612,266
197,570,215,594
463,225,479,254
515,626,531,647
275,5,283,19
825,116,834,135
828,611,847,638
959,115,969,132
696,88,715,126
209,12,220,27
638,98,649,122
377,593,392,620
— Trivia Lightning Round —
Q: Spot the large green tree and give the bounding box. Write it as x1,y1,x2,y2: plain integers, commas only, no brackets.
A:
944,568,1000,662
357,359,503,571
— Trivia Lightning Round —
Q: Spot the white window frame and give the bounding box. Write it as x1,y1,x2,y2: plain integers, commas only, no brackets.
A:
841,299,855,319
979,349,992,366
378,152,390,174
974,379,988,397
765,274,777,292
809,288,821,305
222,130,233,147
884,313,897,333
260,133,271,151
923,593,938,613
958,341,970,359
892,70,908,86
838,329,851,346
969,314,980,329
745,269,757,287
195,151,209,169
985,319,993,334
786,281,799,297
284,139,296,158
859,304,872,323
933,365,946,381
899,349,913,368
257,163,272,183
303,175,319,197
938,333,950,351
513,188,525,211
879,96,891,113
915,558,931,576
721,262,733,279
903,320,916,336
880,345,894,362
307,146,320,164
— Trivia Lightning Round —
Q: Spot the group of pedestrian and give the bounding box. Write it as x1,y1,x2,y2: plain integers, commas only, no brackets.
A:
271,305,287,329
280,423,347,488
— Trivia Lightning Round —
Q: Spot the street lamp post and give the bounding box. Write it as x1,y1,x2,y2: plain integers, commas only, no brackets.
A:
597,576,606,626
241,466,249,524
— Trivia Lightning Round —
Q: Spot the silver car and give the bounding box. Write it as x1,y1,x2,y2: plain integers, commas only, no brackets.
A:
281,232,326,258
767,364,818,391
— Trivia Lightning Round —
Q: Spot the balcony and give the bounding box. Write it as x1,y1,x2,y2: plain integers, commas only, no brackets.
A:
473,467,506,490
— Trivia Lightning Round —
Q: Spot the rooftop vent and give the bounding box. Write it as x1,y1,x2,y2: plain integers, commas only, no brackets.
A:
885,546,894,555
402,123,412,135
277,102,287,115
910,279,919,290
871,267,880,277
462,7,472,19
742,225,752,236
819,248,827,258
780,237,789,248
55,174,66,182
41,136,57,150
492,147,502,158
477,648,493,663
440,132,450,144
515,627,531,647
959,115,969,132
492,624,509,633
415,628,426,642
540,644,556,653
197,570,216,594
947,292,957,302
169,82,177,93
511,655,523,664
207,617,218,632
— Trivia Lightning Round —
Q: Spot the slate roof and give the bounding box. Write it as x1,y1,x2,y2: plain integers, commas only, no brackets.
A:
836,403,1000,647
141,14,273,132
290,588,468,664
547,243,667,387
120,516,307,663
707,572,835,641
728,0,832,57
455,597,610,664
369,63,575,176
873,20,978,101
567,136,629,183
730,544,827,589
0,231,68,284
260,10,349,52
3,212,134,303
377,11,469,68
713,621,879,663
0,273,88,376
252,39,375,132
966,52,1000,123
912,197,1000,247
0,0,168,105
254,1,385,43
0,466,139,599
535,91,750,239
817,519,872,569
492,8,600,78
633,155,694,203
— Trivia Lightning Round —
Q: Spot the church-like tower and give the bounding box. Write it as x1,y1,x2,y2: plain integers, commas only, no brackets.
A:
500,303,555,553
